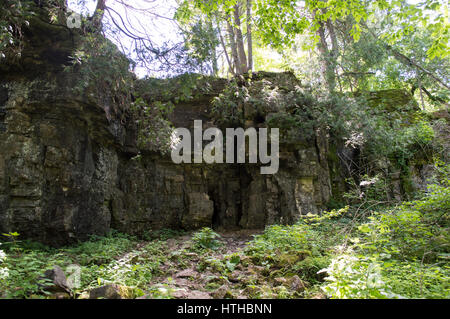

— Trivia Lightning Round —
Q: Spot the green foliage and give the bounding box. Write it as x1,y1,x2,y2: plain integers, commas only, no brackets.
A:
321,250,449,299
212,80,246,126
358,210,434,261
132,74,222,154
0,0,35,60
191,227,222,250
0,251,56,299
137,73,217,103
320,173,450,299
356,173,449,262
303,206,350,225
254,0,449,61
64,34,134,118
379,260,449,299
248,225,309,256
212,76,327,142
244,221,344,286
0,230,165,298
0,1,31,59
225,254,241,272
319,252,400,299
175,3,220,75
131,97,175,154
183,20,219,74
0,0,70,61
326,91,438,204
79,240,167,292
197,256,227,274
62,231,138,266
366,119,435,169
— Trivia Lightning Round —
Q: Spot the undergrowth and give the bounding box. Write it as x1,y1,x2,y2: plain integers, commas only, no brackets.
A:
0,168,448,299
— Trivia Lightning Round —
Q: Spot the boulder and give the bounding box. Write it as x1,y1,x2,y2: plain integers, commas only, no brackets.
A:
175,268,199,279
39,266,71,294
88,284,136,299
289,275,306,292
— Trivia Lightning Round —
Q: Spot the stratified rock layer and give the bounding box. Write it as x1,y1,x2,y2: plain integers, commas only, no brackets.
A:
0,56,334,246
0,74,332,246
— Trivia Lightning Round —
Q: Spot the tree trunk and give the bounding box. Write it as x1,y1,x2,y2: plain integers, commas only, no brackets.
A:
209,20,218,76
233,4,248,74
363,22,450,91
326,19,339,88
227,17,241,75
247,0,253,72
417,69,425,110
218,22,235,75
92,0,106,30
317,21,336,92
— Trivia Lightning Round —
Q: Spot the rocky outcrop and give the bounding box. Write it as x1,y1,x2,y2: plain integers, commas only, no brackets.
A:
86,284,138,299
5,3,438,247
0,67,332,246
112,146,331,236
0,73,127,245
39,265,72,295
0,4,329,246
2,4,435,247
109,72,333,235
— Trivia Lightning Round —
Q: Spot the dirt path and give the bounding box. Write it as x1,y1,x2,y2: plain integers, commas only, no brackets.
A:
142,230,261,299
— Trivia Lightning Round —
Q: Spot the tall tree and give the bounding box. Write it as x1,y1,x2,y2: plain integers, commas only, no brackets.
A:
233,3,248,74
176,0,254,76
92,0,106,30
250,0,449,95
247,0,253,71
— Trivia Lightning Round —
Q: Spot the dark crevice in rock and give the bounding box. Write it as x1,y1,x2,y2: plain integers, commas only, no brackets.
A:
209,188,220,229
0,85,8,106
0,84,7,133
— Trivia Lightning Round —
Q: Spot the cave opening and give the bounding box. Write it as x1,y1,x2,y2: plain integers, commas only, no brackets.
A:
209,188,221,230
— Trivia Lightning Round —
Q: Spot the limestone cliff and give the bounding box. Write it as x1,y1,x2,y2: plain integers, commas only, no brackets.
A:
0,4,432,247
0,13,332,246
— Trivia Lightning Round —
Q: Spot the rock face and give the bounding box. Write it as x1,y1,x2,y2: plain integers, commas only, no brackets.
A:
112,143,331,236
3,4,435,247
0,71,331,246
1,5,433,246
0,74,126,245
0,5,328,246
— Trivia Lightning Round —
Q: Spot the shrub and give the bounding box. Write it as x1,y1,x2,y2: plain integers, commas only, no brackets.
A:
191,227,222,250
320,175,450,299
319,252,399,299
